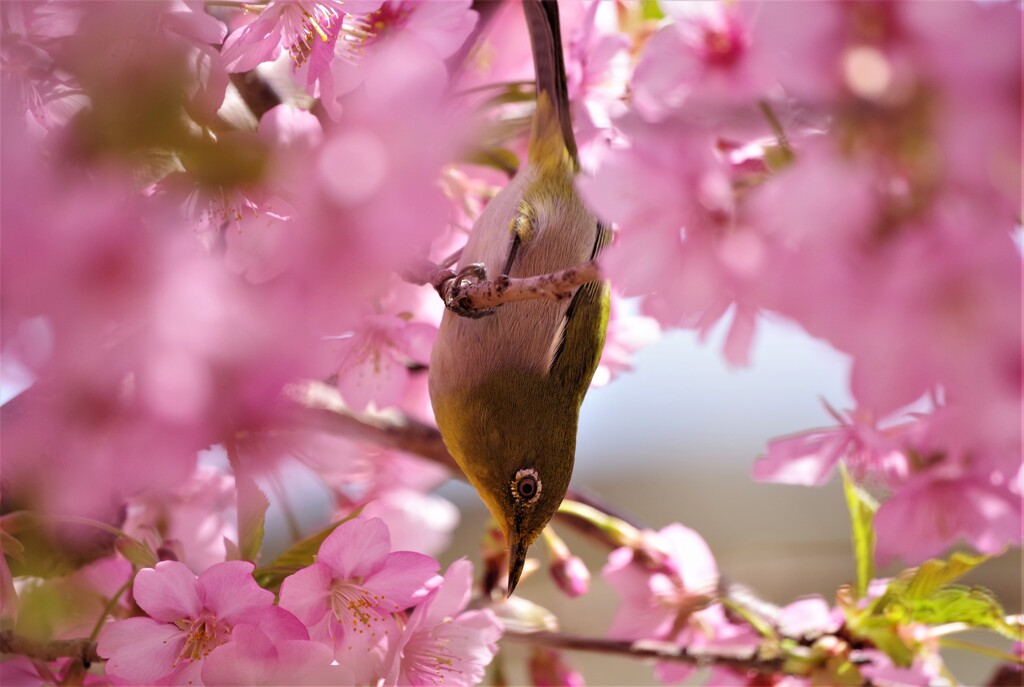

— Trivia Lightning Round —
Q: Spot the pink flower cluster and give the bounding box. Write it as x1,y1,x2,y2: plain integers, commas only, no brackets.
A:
97,517,501,686
577,1,1021,564
602,523,761,685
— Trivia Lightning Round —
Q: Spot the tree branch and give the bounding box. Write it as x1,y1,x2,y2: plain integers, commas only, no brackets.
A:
286,381,460,473
402,258,603,316
0,630,99,665
451,260,602,310
502,629,783,675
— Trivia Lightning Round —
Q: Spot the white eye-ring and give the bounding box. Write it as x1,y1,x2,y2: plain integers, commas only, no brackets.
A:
512,468,542,504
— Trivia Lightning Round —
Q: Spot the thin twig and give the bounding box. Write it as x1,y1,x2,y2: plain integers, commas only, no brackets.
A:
448,259,602,311
0,631,99,665
501,629,783,675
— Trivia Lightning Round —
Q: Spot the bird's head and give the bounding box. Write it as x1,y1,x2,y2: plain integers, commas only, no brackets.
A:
431,368,579,596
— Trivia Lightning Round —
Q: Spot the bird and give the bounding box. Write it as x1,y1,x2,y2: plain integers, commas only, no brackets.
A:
428,0,609,597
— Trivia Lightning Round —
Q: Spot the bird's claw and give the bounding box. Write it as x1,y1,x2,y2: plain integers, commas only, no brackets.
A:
438,263,496,319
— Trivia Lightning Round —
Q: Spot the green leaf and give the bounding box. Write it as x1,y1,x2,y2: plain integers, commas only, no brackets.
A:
236,475,270,563
254,505,365,592
115,537,159,569
840,464,877,598
888,585,1017,639
902,551,991,599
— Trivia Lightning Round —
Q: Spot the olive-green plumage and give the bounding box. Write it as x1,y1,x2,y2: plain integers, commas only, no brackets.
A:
428,0,609,595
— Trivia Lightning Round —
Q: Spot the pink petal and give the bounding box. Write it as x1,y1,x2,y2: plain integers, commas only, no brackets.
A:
276,641,354,686
333,613,397,685
658,524,718,591
318,517,391,580
161,9,227,45
257,605,310,642
278,562,334,627
198,560,273,624
415,558,470,627
366,551,440,614
133,561,201,621
98,617,184,685
404,0,478,59
201,625,274,686
390,321,437,364
752,430,844,487
778,596,840,638
337,344,409,411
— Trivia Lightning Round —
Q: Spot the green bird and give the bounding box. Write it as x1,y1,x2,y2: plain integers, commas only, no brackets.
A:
429,0,609,596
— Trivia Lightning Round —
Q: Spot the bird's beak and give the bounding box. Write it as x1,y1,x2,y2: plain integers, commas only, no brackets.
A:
506,529,529,598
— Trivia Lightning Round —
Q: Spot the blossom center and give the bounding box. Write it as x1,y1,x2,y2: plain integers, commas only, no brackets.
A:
329,580,389,634
287,4,342,66
174,613,231,664
403,621,461,686
698,19,747,68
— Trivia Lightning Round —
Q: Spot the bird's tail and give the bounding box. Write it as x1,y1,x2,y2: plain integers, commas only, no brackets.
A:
523,0,578,166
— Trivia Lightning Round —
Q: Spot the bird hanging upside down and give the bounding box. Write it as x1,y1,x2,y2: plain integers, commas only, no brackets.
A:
429,0,609,597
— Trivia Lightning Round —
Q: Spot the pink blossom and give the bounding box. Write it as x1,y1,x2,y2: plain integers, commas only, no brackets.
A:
874,468,1022,566
359,488,460,557
278,516,439,683
98,560,282,686
550,554,590,599
603,524,718,642
591,293,660,387
220,1,382,73
753,409,909,488
201,622,353,686
632,2,769,122
384,558,502,687
334,311,436,411
303,0,477,120
852,648,944,687
123,466,238,573
777,596,841,639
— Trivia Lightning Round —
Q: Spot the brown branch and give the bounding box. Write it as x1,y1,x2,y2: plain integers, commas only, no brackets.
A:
402,257,603,316
287,381,460,473
502,629,783,675
450,259,602,310
0,630,99,665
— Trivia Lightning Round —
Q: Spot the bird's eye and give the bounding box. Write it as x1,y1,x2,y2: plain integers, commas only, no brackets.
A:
512,468,542,504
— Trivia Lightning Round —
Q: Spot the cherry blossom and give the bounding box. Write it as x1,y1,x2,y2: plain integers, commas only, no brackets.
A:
98,560,283,685
277,516,438,683
384,559,501,687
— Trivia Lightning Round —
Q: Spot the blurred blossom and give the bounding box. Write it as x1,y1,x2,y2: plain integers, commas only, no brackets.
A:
632,1,769,123
220,0,382,74
777,596,842,640
360,489,460,558
98,560,284,686
277,516,438,683
333,310,436,412
549,554,590,599
873,467,1022,567
200,622,353,686
753,408,910,489
123,466,237,573
384,558,502,687
603,523,759,684
852,648,944,687
300,0,477,120
591,293,660,387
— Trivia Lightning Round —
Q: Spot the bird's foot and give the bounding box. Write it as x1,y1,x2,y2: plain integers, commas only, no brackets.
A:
438,263,496,319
